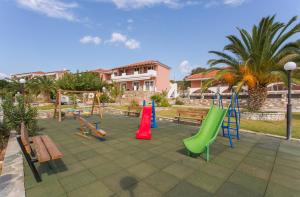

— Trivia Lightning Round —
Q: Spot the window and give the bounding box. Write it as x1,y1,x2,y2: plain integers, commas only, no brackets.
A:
144,81,154,91
133,81,140,91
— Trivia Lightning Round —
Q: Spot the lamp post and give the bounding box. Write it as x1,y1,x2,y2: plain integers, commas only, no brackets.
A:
19,78,26,96
284,62,297,140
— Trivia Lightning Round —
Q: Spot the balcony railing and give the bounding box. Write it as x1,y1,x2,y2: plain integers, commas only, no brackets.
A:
111,70,157,82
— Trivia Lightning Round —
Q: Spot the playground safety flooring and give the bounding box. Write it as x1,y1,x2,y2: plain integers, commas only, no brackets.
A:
25,113,300,197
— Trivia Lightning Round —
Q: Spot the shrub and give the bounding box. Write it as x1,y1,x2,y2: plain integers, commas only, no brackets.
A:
151,94,163,105
99,93,110,103
0,122,9,149
151,93,170,107
129,99,139,107
2,94,38,136
175,99,184,105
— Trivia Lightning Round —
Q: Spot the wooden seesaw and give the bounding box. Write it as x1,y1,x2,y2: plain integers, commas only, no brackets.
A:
75,116,107,139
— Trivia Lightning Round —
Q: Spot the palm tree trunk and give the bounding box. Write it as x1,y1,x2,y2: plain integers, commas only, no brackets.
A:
247,86,268,111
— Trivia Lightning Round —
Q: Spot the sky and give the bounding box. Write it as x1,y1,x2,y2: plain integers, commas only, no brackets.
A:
0,0,300,80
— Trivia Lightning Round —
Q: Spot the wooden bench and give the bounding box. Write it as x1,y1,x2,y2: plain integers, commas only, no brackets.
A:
175,109,207,124
125,106,142,117
76,116,106,139
17,122,63,182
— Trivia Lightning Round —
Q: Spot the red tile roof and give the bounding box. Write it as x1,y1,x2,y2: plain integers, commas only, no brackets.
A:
89,68,112,73
185,70,219,81
114,60,170,70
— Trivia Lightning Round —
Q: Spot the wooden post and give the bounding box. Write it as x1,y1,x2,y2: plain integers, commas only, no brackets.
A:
58,89,62,122
53,91,58,119
91,93,95,116
96,92,103,119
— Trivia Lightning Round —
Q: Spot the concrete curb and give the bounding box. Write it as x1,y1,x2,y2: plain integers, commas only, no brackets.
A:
0,131,25,197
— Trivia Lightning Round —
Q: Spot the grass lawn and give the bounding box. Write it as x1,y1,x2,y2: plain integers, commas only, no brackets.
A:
240,113,300,139
109,104,300,139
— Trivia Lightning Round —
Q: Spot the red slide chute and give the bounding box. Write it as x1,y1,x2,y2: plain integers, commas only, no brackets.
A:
136,107,152,140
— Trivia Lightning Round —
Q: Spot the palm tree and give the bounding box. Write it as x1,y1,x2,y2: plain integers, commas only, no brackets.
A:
208,15,300,111
26,76,56,102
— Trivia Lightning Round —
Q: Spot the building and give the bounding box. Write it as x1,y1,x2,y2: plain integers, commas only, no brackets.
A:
12,70,69,80
185,70,300,98
11,60,177,98
108,60,171,92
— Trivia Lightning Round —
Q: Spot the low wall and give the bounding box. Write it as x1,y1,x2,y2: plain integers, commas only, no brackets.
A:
177,97,300,111
241,112,285,121
0,131,25,197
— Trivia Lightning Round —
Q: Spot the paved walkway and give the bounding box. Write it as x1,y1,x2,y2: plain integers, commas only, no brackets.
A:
24,114,300,197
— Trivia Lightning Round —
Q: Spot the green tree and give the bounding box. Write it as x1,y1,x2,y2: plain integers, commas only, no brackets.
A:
191,67,207,74
57,72,105,91
208,15,300,111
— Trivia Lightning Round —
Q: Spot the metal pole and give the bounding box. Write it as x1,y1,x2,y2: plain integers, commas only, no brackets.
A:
287,70,292,140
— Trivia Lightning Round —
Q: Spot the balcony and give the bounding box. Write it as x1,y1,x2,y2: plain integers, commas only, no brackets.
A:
111,70,157,82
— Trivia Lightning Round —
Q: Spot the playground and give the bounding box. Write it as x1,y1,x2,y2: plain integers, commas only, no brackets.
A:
23,113,300,197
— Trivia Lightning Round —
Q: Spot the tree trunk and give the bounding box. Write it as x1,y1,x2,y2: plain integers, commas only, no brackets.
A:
247,86,268,111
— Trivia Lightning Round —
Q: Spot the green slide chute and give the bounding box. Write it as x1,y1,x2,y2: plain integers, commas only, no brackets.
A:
183,105,228,161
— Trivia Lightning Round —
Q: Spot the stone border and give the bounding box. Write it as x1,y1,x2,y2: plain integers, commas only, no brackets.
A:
0,131,25,197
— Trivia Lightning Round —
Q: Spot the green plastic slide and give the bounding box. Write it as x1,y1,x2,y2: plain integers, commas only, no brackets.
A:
183,105,228,161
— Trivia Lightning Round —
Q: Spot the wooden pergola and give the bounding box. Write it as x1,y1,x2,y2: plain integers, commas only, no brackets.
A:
53,89,103,122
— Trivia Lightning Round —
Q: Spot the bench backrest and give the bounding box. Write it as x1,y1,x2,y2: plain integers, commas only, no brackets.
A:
128,106,142,112
20,122,32,154
177,109,207,117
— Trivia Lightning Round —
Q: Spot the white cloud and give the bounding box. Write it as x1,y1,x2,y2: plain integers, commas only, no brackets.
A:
127,19,134,23
95,0,200,10
179,60,192,74
125,39,140,49
110,32,127,43
17,0,78,21
204,0,245,8
108,32,140,49
223,0,245,6
80,36,102,45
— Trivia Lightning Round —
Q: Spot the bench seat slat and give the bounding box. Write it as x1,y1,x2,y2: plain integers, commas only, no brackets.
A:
32,136,51,163
40,135,63,160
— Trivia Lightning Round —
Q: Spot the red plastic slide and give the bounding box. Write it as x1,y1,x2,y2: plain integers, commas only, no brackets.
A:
136,107,152,140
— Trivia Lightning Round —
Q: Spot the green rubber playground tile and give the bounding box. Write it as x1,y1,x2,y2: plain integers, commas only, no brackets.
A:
127,162,158,179
59,170,96,192
146,156,173,169
215,182,262,197
74,149,100,161
68,181,114,197
113,155,141,168
144,171,180,192
80,155,107,168
270,172,300,191
56,162,86,178
133,150,157,161
237,163,271,180
102,171,139,192
247,151,276,163
116,181,162,197
26,180,65,197
163,163,195,179
198,163,234,179
165,181,212,197
185,170,225,194
265,181,300,197
212,156,240,170
228,171,268,195
102,150,125,160
242,157,274,171
273,164,300,179
89,162,122,178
